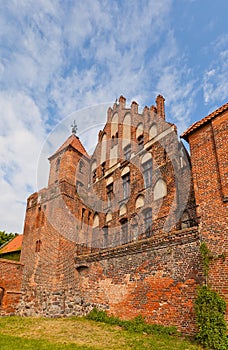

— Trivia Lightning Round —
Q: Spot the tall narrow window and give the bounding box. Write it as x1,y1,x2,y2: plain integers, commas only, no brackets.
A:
124,144,131,161
122,173,130,199
121,219,128,244
79,160,85,174
142,160,152,187
103,226,108,248
107,183,113,207
143,209,152,237
101,162,106,176
56,158,60,171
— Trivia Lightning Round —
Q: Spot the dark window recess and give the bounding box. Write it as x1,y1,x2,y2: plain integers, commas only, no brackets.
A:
101,162,106,176
142,160,152,187
35,240,41,253
107,183,113,207
81,208,86,227
56,158,61,171
143,209,152,237
79,160,85,174
92,169,97,182
111,132,119,148
76,181,84,193
124,145,131,161
0,287,4,306
121,219,128,244
122,173,130,199
137,135,144,150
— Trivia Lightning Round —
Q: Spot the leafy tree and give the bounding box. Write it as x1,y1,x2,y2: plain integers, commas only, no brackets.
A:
0,231,18,247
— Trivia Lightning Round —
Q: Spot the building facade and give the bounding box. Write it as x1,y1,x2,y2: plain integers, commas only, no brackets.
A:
0,95,227,334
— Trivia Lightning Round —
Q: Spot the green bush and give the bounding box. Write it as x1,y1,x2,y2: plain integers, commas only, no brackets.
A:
194,285,228,350
86,308,177,335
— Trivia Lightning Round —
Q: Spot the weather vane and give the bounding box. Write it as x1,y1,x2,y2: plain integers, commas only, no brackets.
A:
71,120,77,135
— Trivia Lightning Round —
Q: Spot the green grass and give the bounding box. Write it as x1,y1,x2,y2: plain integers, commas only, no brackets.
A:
0,316,203,350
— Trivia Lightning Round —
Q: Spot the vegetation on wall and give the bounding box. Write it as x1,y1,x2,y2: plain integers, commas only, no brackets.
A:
194,242,228,350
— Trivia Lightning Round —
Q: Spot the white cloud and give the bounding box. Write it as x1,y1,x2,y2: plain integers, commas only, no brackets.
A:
203,34,228,105
0,92,46,232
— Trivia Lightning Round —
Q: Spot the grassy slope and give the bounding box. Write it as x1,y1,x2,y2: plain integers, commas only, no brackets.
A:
0,316,203,350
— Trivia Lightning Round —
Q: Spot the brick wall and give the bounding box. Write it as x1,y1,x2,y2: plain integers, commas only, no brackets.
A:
0,259,23,315
184,108,228,321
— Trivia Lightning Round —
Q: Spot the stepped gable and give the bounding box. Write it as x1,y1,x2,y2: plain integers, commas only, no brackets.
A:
49,134,89,160
0,235,23,254
181,102,228,140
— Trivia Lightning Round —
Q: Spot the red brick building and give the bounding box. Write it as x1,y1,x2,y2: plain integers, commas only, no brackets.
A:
0,96,227,334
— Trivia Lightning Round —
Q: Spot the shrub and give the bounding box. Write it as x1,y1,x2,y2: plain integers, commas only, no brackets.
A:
194,285,228,350
86,308,177,335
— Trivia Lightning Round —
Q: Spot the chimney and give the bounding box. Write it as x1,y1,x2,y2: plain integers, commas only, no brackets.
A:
119,95,126,109
156,95,165,119
131,101,138,114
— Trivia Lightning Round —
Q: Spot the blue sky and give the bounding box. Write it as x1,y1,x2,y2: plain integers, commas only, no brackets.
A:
0,0,227,233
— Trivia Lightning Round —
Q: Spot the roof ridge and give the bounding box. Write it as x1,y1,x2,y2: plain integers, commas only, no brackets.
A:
181,102,228,140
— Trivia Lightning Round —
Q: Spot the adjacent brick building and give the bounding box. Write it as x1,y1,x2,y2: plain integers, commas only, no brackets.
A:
0,95,227,334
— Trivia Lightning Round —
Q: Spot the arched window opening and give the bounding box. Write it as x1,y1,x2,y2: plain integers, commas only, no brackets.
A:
141,153,152,188
122,113,131,149
154,179,167,200
93,213,99,228
135,195,145,209
119,203,127,216
100,133,107,163
106,211,112,223
149,124,157,139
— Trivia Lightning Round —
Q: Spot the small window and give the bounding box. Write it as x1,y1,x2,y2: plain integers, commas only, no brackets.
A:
122,173,130,199
124,144,131,161
35,240,41,253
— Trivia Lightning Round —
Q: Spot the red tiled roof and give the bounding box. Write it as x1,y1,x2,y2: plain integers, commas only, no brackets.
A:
181,102,228,140
0,235,23,254
49,134,89,159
